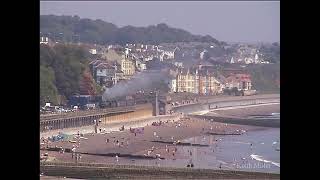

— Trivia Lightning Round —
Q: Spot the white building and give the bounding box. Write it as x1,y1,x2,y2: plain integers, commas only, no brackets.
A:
244,58,254,64
40,36,49,44
140,63,147,71
168,78,177,93
174,62,183,67
200,50,208,60
254,54,259,64
230,57,235,64
164,51,175,59
158,47,179,61
89,49,97,55
144,55,154,61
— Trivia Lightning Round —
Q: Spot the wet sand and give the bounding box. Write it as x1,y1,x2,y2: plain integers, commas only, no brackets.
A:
207,104,280,118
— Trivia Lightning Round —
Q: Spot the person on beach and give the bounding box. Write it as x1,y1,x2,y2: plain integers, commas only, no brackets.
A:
115,155,119,162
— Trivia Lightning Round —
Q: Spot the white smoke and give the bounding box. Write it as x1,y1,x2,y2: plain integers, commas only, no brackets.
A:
103,70,168,100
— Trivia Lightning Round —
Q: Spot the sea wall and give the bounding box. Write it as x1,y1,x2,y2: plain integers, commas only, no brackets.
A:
173,97,280,114
40,162,280,179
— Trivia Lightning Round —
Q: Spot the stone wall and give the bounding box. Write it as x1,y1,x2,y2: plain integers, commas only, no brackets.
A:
99,103,153,124
40,163,280,179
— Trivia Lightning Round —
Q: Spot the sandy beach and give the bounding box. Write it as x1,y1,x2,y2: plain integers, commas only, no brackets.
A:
40,103,280,174
41,118,264,164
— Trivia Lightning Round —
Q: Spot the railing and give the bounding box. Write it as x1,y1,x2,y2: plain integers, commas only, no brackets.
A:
40,106,136,121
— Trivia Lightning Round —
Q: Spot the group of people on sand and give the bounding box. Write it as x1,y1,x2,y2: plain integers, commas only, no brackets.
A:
105,137,130,148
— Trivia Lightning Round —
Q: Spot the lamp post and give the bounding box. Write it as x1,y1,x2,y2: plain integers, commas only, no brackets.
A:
155,89,159,116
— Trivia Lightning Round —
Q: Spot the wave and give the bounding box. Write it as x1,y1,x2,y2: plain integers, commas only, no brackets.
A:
250,154,280,167
271,113,280,116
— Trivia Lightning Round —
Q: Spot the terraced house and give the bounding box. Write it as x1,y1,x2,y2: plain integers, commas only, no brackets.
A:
173,67,223,95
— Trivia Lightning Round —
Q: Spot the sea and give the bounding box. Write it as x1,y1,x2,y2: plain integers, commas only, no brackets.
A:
131,113,280,173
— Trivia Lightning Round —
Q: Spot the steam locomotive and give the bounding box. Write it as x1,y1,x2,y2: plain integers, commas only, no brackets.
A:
99,95,136,108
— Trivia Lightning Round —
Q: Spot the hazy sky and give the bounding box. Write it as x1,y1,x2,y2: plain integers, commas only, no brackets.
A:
40,1,280,43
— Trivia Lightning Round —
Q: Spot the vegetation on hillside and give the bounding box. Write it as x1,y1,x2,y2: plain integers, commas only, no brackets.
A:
40,15,221,45
40,44,97,106
246,64,280,93
259,43,280,64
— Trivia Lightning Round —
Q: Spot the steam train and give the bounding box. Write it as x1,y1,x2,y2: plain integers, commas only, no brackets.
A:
99,96,136,108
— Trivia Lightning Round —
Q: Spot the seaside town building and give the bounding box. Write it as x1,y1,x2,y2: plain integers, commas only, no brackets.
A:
40,36,49,44
170,66,223,95
120,56,136,79
225,73,252,91
89,60,124,87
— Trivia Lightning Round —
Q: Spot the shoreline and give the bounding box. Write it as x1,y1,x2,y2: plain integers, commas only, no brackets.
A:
40,103,280,176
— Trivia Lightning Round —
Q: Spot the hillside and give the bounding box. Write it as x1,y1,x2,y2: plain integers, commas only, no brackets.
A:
246,64,280,93
40,44,98,106
40,15,221,45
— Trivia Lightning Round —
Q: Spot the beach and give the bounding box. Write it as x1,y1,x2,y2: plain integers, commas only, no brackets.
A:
40,103,280,175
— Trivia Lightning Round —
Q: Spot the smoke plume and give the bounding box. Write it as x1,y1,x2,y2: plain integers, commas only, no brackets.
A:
103,70,168,100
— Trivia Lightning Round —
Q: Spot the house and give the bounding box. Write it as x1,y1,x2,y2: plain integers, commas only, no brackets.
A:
89,48,97,55
225,74,252,91
200,49,208,60
120,56,136,79
198,70,222,95
176,68,199,93
171,66,223,95
174,61,183,67
135,59,147,71
158,47,180,61
40,36,49,44
168,77,177,93
94,63,109,85
89,59,126,87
